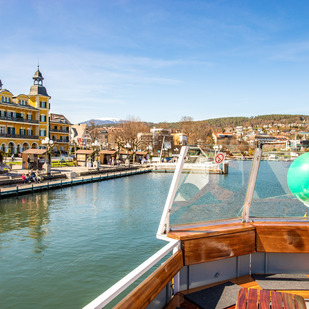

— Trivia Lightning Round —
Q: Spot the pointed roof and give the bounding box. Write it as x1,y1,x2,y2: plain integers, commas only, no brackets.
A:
29,66,50,97
33,65,44,83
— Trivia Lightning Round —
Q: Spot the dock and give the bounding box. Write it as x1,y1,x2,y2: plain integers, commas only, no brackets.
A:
151,161,229,174
0,167,152,199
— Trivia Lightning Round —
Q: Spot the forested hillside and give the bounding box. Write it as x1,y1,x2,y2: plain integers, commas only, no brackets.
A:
159,114,309,130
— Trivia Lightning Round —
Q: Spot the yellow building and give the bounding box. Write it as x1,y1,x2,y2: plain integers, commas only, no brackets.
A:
0,84,41,154
0,67,71,156
50,113,71,154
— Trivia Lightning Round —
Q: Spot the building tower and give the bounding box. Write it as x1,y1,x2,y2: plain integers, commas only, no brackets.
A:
28,66,51,146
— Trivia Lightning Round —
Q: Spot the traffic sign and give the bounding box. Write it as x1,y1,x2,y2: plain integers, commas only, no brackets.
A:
215,153,225,164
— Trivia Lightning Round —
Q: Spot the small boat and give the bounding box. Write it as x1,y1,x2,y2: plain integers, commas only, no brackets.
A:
84,146,309,309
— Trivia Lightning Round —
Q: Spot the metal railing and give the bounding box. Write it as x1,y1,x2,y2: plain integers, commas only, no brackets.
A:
50,129,70,133
83,239,180,309
0,115,39,124
0,133,39,139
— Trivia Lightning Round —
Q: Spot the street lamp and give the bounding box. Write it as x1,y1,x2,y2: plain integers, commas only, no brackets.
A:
42,137,54,176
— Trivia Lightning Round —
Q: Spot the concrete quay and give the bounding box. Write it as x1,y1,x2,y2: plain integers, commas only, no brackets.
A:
0,164,152,199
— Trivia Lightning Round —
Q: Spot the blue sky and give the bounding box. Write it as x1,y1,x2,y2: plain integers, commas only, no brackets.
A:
1,0,309,124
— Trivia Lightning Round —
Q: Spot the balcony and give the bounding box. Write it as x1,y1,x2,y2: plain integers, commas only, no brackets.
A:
0,116,39,124
52,139,69,143
50,128,70,133
0,133,39,140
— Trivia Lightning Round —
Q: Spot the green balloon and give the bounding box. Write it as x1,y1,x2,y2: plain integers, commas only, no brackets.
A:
287,153,309,207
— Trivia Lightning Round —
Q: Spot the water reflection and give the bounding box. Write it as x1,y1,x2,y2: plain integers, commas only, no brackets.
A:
0,193,50,253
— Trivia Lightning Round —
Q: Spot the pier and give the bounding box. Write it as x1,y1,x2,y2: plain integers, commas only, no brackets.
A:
0,167,152,199
151,161,229,174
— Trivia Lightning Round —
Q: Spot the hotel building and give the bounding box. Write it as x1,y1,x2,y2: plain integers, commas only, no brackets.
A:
0,68,71,155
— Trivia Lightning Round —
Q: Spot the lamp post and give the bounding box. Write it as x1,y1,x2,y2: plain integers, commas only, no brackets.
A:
42,137,54,176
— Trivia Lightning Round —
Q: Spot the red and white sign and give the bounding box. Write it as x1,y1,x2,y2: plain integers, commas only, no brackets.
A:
215,153,225,164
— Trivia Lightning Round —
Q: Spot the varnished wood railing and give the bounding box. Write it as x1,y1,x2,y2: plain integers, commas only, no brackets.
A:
114,250,184,309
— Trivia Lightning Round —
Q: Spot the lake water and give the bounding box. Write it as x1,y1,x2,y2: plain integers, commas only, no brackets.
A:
0,161,307,308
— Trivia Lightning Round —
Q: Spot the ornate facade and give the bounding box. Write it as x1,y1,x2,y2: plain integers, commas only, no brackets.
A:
0,68,71,155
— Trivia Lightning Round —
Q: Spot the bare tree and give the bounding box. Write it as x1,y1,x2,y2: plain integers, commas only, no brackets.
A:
87,120,100,144
110,117,149,160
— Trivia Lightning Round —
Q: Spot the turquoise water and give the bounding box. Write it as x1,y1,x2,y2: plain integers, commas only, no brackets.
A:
0,173,173,309
0,161,307,308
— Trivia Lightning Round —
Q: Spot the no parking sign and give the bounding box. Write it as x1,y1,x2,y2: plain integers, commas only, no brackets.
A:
215,153,225,164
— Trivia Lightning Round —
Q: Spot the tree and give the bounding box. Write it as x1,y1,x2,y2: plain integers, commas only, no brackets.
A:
110,117,149,161
87,120,100,144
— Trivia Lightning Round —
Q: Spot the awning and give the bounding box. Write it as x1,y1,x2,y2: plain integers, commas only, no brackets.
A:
119,151,133,155
99,150,117,155
135,152,148,156
22,149,47,155
75,150,95,155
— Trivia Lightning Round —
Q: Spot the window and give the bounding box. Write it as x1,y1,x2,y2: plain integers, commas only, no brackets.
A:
40,101,47,108
19,99,27,105
40,129,46,137
7,127,15,135
0,126,5,134
40,114,46,122
27,114,32,120
20,128,25,135
27,129,33,136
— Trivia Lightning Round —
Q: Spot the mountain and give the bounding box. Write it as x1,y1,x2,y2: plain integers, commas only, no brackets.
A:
79,118,122,126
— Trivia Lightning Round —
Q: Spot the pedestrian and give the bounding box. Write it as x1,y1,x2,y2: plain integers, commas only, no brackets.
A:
30,170,38,183
27,157,32,169
21,174,30,184
35,170,43,183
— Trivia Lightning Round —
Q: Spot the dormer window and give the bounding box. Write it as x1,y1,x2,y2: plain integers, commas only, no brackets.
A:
19,99,27,106
2,96,7,103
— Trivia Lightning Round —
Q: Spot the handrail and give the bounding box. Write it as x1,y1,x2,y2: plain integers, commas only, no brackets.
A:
242,148,262,222
83,239,180,309
157,146,188,235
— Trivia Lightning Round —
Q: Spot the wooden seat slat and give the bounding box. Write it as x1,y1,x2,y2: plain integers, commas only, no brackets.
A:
236,287,248,309
271,291,283,309
247,289,258,309
259,290,270,309
235,288,306,309
282,292,295,309
294,295,306,309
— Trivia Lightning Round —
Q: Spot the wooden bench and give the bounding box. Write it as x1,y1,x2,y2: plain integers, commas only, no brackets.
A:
236,288,306,309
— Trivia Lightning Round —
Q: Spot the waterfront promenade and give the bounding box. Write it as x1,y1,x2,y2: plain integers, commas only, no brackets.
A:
0,163,152,198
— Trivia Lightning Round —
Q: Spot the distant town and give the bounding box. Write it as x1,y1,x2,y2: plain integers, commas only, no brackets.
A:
1,68,309,164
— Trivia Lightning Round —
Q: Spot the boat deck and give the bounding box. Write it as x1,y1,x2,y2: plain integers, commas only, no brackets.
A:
166,274,309,308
